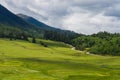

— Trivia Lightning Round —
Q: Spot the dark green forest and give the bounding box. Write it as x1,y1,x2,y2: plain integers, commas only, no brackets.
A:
72,32,120,56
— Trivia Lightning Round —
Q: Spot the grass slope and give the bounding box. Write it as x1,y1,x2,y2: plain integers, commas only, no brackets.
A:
0,39,120,80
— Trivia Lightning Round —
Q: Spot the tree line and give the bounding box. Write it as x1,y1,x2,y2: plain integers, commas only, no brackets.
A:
0,25,80,43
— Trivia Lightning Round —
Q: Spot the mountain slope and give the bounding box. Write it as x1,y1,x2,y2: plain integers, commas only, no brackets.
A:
17,14,58,31
0,4,35,29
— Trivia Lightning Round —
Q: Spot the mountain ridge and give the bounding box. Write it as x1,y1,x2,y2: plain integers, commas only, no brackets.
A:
17,14,66,31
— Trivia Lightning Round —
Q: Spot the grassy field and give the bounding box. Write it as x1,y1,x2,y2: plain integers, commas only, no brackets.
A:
0,38,120,80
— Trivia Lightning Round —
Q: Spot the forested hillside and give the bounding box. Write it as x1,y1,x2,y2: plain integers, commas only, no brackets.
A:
72,32,120,56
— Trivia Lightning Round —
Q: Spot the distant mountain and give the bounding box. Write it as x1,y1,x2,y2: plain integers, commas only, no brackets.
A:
17,14,58,31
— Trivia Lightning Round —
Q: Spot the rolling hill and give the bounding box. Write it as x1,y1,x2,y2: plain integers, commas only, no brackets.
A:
0,38,119,80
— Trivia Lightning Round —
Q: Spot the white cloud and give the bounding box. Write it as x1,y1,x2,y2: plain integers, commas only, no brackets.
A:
1,0,120,34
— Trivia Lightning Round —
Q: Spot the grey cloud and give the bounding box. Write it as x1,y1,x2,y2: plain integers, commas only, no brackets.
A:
104,4,120,18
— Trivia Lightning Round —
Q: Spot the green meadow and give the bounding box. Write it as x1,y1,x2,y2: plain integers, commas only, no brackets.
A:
0,38,120,80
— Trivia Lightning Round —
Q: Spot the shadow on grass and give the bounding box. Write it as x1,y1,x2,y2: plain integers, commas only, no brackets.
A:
10,57,106,71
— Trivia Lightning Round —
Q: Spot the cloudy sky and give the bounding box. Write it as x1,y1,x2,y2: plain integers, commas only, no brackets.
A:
1,0,120,34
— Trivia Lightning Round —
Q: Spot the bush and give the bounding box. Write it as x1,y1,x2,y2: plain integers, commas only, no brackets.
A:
40,41,48,47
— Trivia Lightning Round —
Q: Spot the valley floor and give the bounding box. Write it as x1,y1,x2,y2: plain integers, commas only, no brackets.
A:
0,39,120,80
